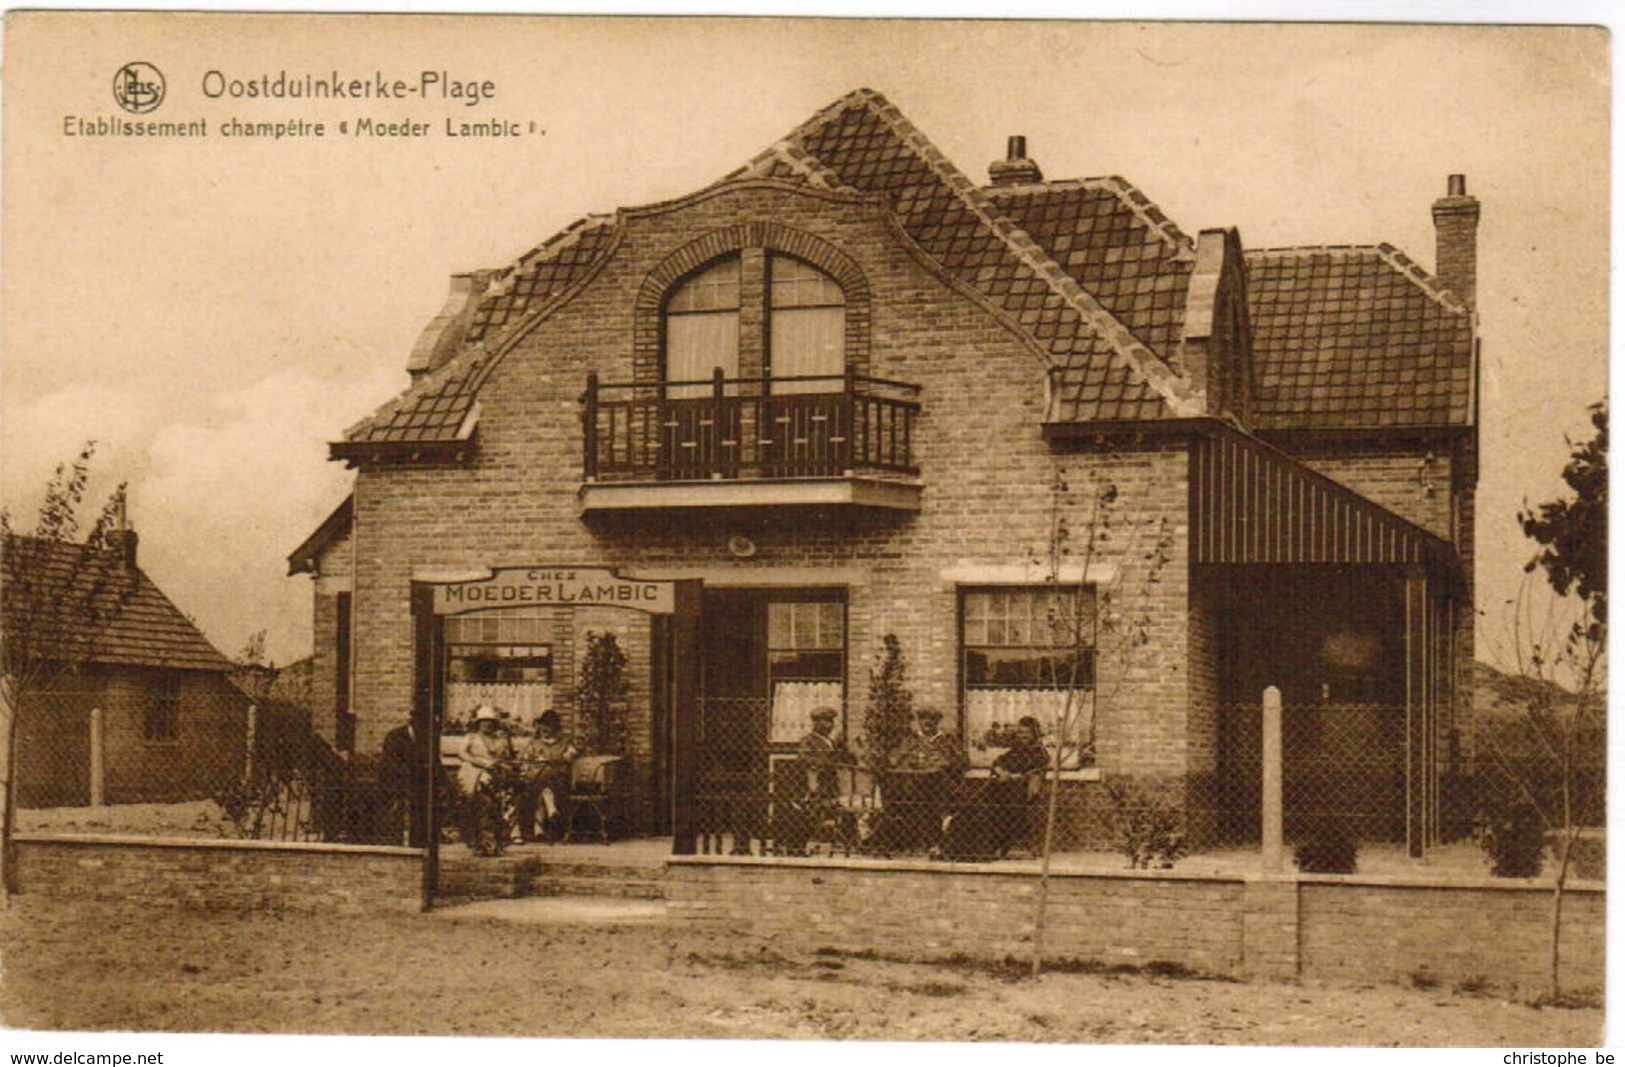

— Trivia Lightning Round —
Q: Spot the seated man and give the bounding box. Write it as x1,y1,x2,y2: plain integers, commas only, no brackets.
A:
777,706,852,854
516,711,577,843
882,707,967,854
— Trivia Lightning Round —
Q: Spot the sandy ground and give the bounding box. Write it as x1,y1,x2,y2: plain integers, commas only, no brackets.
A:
0,894,1601,1046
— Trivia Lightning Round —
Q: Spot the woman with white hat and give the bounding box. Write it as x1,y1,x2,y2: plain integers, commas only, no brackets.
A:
457,705,520,854
456,704,516,797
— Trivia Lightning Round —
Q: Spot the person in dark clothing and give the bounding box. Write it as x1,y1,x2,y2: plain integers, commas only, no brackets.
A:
516,711,577,843
944,715,1049,862
883,707,967,854
379,719,425,847
776,706,852,854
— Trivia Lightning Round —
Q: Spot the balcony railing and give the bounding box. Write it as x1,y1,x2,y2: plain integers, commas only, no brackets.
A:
583,370,921,484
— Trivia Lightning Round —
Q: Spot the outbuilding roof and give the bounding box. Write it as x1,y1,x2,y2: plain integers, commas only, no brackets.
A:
2,535,235,673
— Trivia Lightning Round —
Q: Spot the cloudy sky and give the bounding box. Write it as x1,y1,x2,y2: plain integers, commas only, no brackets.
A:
1,14,1609,667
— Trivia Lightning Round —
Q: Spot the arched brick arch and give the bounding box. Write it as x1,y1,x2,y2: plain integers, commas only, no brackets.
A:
633,223,873,383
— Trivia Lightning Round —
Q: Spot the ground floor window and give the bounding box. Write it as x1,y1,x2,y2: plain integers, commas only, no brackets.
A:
960,586,1094,770
444,608,555,728
767,599,845,742
142,672,182,743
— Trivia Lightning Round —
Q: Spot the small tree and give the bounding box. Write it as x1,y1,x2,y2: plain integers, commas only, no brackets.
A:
860,633,914,771
1028,462,1174,975
575,631,630,756
1483,402,1607,1000
1,443,135,900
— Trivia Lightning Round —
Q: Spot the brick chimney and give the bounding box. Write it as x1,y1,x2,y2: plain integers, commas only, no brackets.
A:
988,135,1044,187
104,489,139,570
1432,174,1480,311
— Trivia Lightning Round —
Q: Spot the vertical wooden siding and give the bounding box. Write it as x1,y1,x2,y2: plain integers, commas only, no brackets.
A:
1190,430,1444,566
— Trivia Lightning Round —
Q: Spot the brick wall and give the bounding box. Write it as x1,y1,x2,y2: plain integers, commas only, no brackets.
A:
1298,878,1603,994
13,835,421,914
666,857,1605,992
339,182,1204,811
667,855,1247,974
1289,444,1455,541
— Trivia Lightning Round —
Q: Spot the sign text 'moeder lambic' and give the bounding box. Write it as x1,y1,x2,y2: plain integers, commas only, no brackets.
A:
432,568,675,616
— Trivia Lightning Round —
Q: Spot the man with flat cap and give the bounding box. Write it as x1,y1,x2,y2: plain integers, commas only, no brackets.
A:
775,706,852,854
797,706,851,801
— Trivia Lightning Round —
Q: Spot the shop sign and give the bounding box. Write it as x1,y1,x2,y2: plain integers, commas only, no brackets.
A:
433,567,675,615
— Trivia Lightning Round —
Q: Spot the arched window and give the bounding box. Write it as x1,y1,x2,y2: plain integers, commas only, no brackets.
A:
664,256,740,399
768,255,845,394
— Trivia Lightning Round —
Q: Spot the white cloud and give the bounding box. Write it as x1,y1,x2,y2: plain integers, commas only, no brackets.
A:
1,383,155,532
128,366,401,665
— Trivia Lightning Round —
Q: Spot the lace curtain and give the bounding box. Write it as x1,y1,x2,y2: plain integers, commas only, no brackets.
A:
770,680,844,743
445,682,554,728
963,688,1091,769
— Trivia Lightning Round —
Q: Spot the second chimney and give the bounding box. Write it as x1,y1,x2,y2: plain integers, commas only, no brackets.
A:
988,135,1044,187
1432,174,1480,312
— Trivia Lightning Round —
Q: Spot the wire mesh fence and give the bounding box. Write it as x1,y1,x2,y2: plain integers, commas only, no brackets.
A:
8,685,406,845
6,683,1602,873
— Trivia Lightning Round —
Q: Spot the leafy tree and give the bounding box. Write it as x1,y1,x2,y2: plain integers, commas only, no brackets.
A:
1484,402,1607,1001
1520,402,1606,635
0,442,135,899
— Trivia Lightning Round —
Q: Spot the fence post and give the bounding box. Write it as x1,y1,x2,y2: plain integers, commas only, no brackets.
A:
245,703,257,783
89,707,104,808
1,675,17,902
1261,686,1283,871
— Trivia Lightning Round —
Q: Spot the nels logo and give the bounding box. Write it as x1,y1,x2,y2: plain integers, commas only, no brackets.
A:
112,61,165,114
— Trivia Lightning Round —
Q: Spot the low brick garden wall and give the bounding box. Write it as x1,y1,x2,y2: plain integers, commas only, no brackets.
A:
12,834,423,914
666,856,1605,994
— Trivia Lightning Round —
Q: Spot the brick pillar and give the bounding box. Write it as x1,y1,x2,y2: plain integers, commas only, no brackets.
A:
1241,876,1300,980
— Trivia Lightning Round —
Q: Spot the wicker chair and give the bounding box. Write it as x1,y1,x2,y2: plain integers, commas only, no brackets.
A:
561,755,629,844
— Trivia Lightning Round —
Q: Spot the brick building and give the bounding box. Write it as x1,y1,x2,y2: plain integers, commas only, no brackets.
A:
291,90,1477,852
6,529,251,807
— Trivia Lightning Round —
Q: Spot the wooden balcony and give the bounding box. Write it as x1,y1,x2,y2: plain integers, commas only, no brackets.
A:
580,370,922,513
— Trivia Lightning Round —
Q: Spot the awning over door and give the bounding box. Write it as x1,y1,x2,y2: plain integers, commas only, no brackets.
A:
1190,423,1461,579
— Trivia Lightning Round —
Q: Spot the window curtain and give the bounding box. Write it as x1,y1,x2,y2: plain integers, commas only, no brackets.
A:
445,682,554,728
769,680,844,743
963,688,1091,769
666,312,738,399
769,306,843,394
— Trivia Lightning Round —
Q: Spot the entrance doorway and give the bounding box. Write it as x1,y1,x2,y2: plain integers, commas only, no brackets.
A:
694,588,847,852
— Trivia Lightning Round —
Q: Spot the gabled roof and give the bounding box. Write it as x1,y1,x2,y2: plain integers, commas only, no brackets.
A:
729,90,1197,421
1245,244,1474,430
985,178,1197,397
336,89,1203,455
333,88,1474,454
2,535,235,673
286,495,352,576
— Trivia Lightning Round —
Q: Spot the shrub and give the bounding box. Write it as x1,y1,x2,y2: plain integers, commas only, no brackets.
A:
861,634,914,771
1478,801,1546,877
576,631,630,755
1104,781,1186,869
1293,816,1358,873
